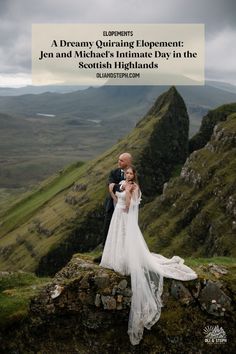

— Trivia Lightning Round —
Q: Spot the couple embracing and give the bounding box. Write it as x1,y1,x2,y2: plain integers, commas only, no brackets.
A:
97,152,197,346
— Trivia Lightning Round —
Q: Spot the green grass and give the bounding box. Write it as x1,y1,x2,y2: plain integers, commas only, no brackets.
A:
0,271,51,328
0,187,28,214
185,257,236,297
185,256,236,266
0,161,85,236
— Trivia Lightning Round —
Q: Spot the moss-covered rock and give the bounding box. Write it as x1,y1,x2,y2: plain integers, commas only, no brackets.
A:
0,256,235,353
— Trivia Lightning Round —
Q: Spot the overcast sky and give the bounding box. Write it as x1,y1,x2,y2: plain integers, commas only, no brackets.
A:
0,0,235,87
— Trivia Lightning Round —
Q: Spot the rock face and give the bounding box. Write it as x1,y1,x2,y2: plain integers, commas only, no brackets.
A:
134,86,189,198
189,103,236,153
0,87,189,275
140,111,236,257
1,256,235,353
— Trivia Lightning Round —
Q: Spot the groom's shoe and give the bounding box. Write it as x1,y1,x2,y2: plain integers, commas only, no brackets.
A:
93,254,102,263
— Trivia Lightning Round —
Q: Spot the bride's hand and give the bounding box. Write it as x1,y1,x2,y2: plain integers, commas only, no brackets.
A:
125,183,133,192
112,194,118,202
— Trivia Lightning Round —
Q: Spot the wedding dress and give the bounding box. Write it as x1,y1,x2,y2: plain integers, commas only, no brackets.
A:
100,188,197,346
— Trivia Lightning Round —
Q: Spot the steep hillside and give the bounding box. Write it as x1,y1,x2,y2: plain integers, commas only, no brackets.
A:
140,110,236,257
0,87,188,275
189,103,236,152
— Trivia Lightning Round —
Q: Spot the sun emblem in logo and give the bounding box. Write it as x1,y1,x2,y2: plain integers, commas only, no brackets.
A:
203,326,215,336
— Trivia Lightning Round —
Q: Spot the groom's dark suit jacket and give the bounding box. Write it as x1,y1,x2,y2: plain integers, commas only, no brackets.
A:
105,168,125,212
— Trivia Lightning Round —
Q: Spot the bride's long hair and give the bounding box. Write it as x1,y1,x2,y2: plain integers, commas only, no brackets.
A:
126,165,139,185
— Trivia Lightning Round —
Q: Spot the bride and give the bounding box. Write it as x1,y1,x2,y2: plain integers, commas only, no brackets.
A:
99,166,197,346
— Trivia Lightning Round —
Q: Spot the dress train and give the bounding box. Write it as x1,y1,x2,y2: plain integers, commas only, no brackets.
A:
100,190,197,345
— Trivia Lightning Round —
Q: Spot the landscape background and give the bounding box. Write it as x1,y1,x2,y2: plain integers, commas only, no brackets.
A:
1,81,236,213
1,0,236,209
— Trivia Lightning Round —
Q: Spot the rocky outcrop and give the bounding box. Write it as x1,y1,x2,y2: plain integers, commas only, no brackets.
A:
140,112,236,257
0,87,190,275
134,86,189,198
0,256,235,353
189,103,236,153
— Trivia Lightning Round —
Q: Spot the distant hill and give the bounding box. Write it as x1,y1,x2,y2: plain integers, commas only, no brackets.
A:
0,85,88,96
0,83,236,122
206,80,236,94
1,80,235,96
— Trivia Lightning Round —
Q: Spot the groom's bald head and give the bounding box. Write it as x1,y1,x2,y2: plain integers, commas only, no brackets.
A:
118,152,132,169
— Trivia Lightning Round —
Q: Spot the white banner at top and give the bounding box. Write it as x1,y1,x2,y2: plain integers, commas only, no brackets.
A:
32,24,205,86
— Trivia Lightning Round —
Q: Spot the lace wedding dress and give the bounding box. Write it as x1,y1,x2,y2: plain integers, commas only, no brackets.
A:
100,189,197,345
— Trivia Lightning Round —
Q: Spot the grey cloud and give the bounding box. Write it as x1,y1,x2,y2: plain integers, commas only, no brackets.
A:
0,0,235,84
0,0,9,14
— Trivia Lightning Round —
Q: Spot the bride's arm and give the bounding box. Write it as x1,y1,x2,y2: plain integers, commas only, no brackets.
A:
125,183,140,210
109,183,117,202
130,184,141,205
122,183,132,212
125,189,132,208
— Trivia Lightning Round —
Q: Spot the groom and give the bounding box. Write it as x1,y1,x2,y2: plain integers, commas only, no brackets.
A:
94,152,132,262
104,152,132,241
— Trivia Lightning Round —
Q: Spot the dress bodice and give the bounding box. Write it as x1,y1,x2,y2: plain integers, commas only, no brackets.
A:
116,188,141,209
115,190,126,208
